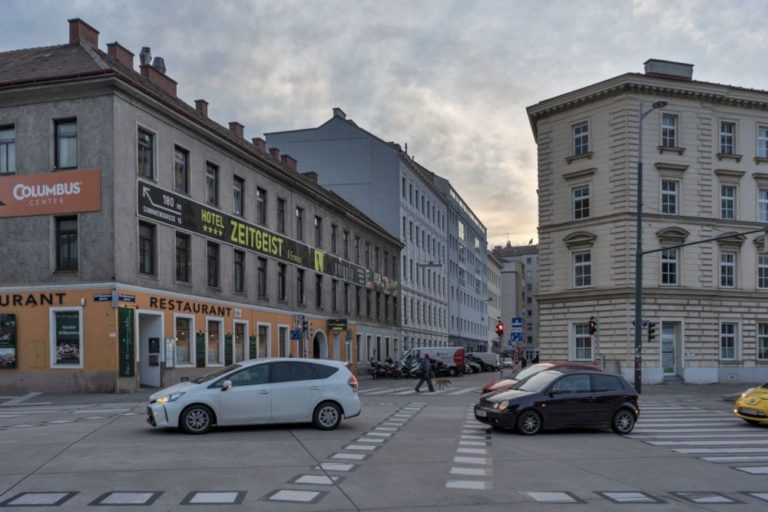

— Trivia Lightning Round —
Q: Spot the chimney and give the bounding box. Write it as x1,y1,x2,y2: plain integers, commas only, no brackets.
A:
269,147,281,160
281,154,297,172
251,138,267,153
140,64,178,97
68,18,99,47
139,47,152,66
151,56,166,74
229,122,244,139
332,107,347,119
303,171,318,184
106,42,134,69
644,59,694,81
194,99,208,118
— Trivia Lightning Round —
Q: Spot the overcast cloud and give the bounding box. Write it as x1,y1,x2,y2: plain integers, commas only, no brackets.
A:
3,0,767,247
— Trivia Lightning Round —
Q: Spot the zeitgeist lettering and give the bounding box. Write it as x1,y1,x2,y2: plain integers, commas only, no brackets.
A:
229,219,284,257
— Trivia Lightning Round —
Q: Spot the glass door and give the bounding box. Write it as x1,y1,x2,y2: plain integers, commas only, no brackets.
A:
661,322,676,376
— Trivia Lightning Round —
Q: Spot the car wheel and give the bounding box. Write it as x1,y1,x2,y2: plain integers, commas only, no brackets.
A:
449,367,457,377
180,404,214,434
516,410,542,435
313,401,342,430
612,409,636,434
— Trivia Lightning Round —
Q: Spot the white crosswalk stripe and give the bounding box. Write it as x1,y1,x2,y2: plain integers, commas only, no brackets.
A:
358,386,480,396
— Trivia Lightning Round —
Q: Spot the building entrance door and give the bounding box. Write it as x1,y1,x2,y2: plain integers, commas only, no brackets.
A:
661,322,681,377
138,312,162,388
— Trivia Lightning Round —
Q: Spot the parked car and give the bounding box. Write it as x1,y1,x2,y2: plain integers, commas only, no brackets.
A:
464,360,483,374
733,382,768,425
473,369,639,435
482,361,603,394
467,352,500,371
147,358,360,434
400,346,465,376
502,358,514,368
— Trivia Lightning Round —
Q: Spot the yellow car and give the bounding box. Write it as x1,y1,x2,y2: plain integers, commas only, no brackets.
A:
734,383,768,425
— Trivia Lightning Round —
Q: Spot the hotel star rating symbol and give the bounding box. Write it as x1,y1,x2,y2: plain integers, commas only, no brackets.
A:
203,224,224,237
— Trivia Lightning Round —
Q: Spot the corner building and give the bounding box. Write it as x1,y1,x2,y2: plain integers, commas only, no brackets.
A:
0,19,401,392
528,59,768,384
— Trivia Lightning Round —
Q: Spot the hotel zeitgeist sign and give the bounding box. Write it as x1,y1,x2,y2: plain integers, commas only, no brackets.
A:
137,180,370,286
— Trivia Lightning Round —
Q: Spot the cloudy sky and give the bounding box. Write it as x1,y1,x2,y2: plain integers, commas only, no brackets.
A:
3,0,767,247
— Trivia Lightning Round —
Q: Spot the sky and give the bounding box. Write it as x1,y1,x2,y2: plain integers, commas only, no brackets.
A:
3,0,768,248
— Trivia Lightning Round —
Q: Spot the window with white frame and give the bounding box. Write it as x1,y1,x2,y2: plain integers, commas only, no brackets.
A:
661,180,678,214
207,318,223,365
661,113,678,147
573,121,589,155
573,251,592,288
661,248,678,285
720,252,736,288
257,324,270,358
720,121,735,155
572,185,590,220
759,126,768,158
174,315,193,365
720,185,735,220
759,255,768,289
234,321,247,362
720,322,737,360
760,189,768,222
758,323,768,361
50,307,83,368
573,323,592,361
278,325,288,358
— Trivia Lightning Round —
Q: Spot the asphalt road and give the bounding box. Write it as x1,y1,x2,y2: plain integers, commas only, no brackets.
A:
1,372,767,511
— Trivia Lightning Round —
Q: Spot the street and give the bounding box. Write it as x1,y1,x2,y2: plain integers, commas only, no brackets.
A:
1,372,767,511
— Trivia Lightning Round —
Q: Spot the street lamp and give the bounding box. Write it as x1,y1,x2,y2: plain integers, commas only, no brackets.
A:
634,100,667,394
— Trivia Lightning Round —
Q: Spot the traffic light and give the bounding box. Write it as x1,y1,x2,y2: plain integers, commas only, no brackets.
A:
648,322,657,343
495,321,504,337
588,316,598,335
302,317,309,333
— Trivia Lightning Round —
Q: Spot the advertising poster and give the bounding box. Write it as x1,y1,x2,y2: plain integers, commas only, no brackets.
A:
54,311,80,365
0,313,17,368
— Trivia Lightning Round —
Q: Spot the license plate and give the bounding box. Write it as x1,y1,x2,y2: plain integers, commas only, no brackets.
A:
475,408,487,418
740,407,760,416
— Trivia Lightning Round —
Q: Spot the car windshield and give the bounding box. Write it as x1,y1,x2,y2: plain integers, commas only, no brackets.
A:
191,364,241,384
514,363,553,381
517,371,560,392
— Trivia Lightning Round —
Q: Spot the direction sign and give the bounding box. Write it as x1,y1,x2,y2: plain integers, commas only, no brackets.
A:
511,317,523,329
290,329,302,340
511,332,524,342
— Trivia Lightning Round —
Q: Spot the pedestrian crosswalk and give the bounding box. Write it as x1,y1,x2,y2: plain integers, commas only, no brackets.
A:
358,385,481,396
628,402,768,475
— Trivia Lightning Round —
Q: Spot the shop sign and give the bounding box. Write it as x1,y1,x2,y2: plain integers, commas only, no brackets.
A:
0,314,17,369
137,180,367,286
54,311,80,365
327,319,348,333
0,168,101,218
0,292,66,307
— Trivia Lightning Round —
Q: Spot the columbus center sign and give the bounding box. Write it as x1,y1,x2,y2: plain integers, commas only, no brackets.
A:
0,169,101,218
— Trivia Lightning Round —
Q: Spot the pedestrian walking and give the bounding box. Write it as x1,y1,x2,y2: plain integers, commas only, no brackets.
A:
414,354,434,393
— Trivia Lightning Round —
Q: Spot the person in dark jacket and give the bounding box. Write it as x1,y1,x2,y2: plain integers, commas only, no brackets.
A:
414,354,434,393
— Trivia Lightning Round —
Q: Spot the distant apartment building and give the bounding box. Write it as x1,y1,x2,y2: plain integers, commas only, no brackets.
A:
493,244,540,357
528,58,768,383
487,251,503,351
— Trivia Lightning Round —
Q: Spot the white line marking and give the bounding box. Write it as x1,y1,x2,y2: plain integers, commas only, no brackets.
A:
448,387,480,395
702,455,768,463
446,480,486,490
734,466,768,474
453,456,487,465
450,467,487,476
2,392,42,406
650,439,768,446
674,447,768,454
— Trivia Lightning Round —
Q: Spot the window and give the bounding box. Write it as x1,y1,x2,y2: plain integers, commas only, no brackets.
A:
759,255,768,289
234,322,247,363
591,375,622,392
174,146,189,194
229,364,268,386
270,361,316,383
343,230,350,259
720,322,737,361
207,319,223,365
257,324,269,358
205,162,219,206
278,325,288,358
402,177,406,198
0,125,15,174
355,236,360,263
297,269,305,304
331,224,338,254
760,190,768,223
315,274,323,308
55,119,77,168
295,207,304,240
174,316,193,365
256,187,267,225
234,250,245,293
56,216,78,271
233,176,244,216
257,257,267,298
277,198,286,233
661,180,677,215
661,248,678,285
175,233,190,282
344,283,350,314
573,251,591,288
721,185,735,220
51,308,82,367
720,121,735,155
365,242,370,268
375,247,380,272
758,323,768,361
572,185,590,220
355,286,361,315
759,126,768,158
661,113,678,148
720,252,736,288
572,121,589,155
314,215,322,247
332,279,338,312
277,263,286,301
573,323,592,361
139,222,155,275
553,374,591,394
207,242,219,287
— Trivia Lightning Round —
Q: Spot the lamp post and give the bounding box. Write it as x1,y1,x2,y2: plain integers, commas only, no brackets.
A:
634,100,667,394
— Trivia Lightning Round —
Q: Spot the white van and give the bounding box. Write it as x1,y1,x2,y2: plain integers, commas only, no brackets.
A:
401,347,466,376
467,352,500,371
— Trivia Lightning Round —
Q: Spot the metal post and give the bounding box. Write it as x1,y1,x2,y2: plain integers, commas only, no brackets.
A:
634,103,644,394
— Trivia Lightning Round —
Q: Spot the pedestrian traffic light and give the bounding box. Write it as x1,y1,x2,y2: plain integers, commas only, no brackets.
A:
495,321,504,337
648,322,657,343
588,317,598,335
302,317,309,332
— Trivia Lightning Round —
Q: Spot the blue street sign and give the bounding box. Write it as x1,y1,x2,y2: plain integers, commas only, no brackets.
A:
290,329,302,340
511,332,524,342
511,317,523,329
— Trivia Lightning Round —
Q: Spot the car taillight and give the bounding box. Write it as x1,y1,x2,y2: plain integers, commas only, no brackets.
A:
348,374,359,392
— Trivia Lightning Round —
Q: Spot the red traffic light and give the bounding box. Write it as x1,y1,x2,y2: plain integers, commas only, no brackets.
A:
495,322,504,336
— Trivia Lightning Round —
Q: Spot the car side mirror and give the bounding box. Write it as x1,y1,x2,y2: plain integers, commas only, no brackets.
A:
221,380,232,391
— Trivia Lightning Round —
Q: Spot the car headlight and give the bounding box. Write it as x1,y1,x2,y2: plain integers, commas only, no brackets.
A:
741,388,753,399
494,400,517,412
155,392,185,404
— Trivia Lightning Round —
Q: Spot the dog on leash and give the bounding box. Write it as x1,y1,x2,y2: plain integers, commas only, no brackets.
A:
435,377,451,390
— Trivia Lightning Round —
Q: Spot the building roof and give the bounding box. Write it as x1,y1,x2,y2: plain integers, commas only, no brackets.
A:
493,243,539,259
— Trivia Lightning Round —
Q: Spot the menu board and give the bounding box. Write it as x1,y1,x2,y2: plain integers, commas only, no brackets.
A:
0,314,16,369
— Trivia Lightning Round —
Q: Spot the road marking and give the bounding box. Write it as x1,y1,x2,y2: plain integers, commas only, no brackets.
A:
315,462,355,472
734,466,768,475
447,480,486,490
600,491,659,503
365,432,392,437
358,387,387,394
746,492,768,502
650,439,768,446
453,456,486,465
674,492,736,504
356,438,384,443
293,475,339,485
632,427,750,433
526,491,578,503
629,432,768,439
344,444,377,451
450,467,487,476
92,491,160,505
457,447,486,455
702,455,768,463
1,392,42,406
674,447,768,454
266,490,323,503
331,452,367,460
448,387,479,395
0,492,76,506
187,492,242,504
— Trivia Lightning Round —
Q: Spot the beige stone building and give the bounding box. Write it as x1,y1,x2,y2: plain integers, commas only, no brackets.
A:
527,59,768,384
